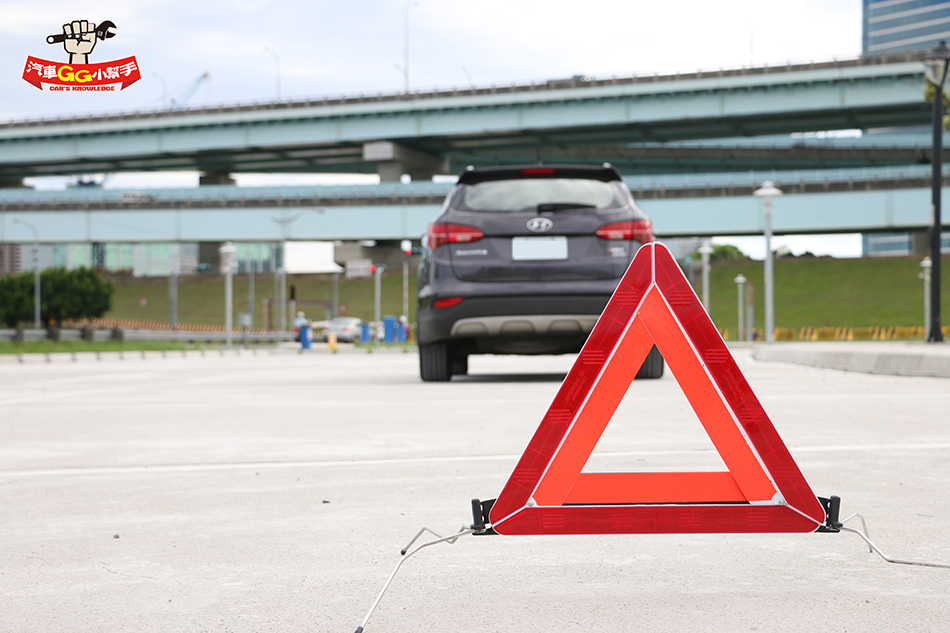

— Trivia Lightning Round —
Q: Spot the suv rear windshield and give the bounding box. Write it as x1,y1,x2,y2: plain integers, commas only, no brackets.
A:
457,178,623,213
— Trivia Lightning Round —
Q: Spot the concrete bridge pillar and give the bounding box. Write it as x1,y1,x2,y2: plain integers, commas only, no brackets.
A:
911,231,931,256
199,172,235,186
363,141,447,182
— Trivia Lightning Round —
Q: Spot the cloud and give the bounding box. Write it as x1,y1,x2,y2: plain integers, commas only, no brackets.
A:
0,0,862,119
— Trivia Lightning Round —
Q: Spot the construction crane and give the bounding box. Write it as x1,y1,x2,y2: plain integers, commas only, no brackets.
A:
170,72,210,108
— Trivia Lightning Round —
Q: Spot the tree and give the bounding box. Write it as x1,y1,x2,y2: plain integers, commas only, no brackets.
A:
0,272,34,327
0,267,114,327
694,243,749,261
923,80,950,131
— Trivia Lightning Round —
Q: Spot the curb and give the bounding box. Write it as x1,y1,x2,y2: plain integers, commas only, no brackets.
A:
0,344,418,364
0,347,273,364
751,343,950,378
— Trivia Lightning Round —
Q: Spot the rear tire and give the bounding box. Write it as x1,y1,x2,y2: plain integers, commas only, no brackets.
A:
635,346,665,380
420,343,452,382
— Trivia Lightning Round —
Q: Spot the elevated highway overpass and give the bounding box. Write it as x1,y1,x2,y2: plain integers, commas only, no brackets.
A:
1,166,945,243
0,54,931,182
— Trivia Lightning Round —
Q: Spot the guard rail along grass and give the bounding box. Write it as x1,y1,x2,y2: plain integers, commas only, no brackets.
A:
770,326,950,341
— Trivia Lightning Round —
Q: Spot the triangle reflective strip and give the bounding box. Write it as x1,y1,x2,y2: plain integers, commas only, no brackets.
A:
490,243,825,535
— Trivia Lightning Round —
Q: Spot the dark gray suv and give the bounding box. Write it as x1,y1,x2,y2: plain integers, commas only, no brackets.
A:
416,164,663,381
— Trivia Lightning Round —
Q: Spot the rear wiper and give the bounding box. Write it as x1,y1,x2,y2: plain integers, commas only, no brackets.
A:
537,202,597,213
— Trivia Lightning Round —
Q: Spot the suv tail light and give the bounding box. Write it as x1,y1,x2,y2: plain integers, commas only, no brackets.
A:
427,223,485,250
433,297,464,309
596,219,654,243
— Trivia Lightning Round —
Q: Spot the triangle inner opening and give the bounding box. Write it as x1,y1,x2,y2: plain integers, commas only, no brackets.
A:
580,361,729,474
532,287,778,507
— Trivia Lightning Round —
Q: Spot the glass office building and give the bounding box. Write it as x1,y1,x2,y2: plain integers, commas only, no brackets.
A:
863,1,950,255
864,0,950,55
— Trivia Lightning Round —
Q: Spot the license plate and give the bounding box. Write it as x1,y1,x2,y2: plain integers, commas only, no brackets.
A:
511,236,568,260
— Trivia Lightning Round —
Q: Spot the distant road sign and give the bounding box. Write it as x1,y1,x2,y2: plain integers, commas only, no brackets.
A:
345,259,373,279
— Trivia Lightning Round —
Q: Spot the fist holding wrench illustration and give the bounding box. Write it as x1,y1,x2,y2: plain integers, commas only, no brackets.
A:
61,20,98,64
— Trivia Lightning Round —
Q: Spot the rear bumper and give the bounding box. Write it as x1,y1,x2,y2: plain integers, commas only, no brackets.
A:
417,294,610,346
450,314,599,338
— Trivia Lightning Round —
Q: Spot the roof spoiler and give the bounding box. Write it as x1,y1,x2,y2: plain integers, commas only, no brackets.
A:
457,164,622,185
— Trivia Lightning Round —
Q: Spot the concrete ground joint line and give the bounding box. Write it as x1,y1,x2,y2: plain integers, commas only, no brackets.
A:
4,441,950,479
0,453,524,477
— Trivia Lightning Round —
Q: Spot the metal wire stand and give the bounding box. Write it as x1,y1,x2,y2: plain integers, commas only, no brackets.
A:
354,526,475,633
840,513,950,569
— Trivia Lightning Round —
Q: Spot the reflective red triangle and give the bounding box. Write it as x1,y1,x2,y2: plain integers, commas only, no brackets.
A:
490,243,825,535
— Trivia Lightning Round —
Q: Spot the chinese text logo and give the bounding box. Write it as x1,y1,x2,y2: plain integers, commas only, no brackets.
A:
22,20,140,92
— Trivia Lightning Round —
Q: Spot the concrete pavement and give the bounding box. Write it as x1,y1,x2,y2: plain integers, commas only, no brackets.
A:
1,350,949,632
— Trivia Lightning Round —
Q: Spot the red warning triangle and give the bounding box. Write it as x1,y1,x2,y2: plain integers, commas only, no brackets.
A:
490,242,825,535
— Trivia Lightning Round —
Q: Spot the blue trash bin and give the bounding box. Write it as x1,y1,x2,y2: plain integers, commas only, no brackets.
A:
361,323,371,344
299,325,312,349
383,316,397,344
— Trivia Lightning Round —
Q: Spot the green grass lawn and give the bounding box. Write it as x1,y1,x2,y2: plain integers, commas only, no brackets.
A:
705,255,949,337
106,272,417,327
102,255,949,340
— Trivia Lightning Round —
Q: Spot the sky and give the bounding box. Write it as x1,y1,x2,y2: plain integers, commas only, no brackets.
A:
1,0,867,256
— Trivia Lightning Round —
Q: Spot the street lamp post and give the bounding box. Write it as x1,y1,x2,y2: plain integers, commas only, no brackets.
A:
400,239,412,321
698,241,713,310
151,72,168,109
219,242,237,348
402,1,419,92
12,218,40,328
271,208,323,331
263,47,281,101
920,257,933,336
248,243,256,330
753,181,782,344
169,244,179,331
273,211,293,332
923,40,950,342
734,274,746,342
373,263,387,346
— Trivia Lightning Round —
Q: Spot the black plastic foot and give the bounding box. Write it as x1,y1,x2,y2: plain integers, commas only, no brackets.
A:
816,495,842,532
470,498,498,535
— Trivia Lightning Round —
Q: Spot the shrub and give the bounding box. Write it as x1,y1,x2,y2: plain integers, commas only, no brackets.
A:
0,267,114,327
0,272,34,327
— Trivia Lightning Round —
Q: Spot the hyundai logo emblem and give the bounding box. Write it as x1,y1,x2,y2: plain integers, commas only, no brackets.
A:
526,217,553,233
